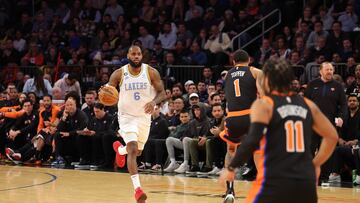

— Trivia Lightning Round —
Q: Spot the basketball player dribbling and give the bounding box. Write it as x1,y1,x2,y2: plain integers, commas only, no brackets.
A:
103,45,166,203
219,58,338,203
219,50,263,202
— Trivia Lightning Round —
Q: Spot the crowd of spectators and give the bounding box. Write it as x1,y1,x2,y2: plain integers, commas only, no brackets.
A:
0,0,360,184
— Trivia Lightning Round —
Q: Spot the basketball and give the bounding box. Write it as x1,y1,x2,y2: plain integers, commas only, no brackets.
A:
98,85,119,106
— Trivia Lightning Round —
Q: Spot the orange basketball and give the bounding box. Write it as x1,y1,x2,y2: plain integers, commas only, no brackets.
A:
98,85,119,106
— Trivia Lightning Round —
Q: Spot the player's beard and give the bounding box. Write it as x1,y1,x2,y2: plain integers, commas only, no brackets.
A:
128,59,142,68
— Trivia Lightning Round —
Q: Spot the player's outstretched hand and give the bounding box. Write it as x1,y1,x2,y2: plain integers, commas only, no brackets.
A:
144,101,156,114
219,168,235,188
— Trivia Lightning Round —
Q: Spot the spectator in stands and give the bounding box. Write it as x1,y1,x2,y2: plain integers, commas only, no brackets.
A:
54,73,82,100
289,51,302,65
52,96,88,167
138,26,155,50
204,24,231,66
297,6,313,31
207,84,216,97
141,105,169,171
21,42,44,66
328,21,348,53
168,97,185,129
197,81,208,103
315,6,334,31
158,22,177,50
305,62,347,180
139,0,155,23
328,94,360,183
153,40,165,64
180,104,210,173
32,12,49,33
173,40,189,64
274,35,291,59
171,85,183,99
296,21,311,42
177,22,193,49
340,38,354,61
202,67,216,85
55,2,69,24
172,0,185,21
79,0,102,23
183,83,197,102
82,91,96,118
309,36,332,60
301,54,326,84
12,30,26,53
197,104,226,175
306,21,329,49
184,0,203,21
16,13,33,38
75,102,116,170
254,38,272,66
164,110,191,173
23,70,52,97
0,39,21,66
186,40,207,65
346,65,360,97
219,9,237,38
104,0,124,22
338,4,358,32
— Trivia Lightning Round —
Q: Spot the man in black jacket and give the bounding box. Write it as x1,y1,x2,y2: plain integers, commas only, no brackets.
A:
5,99,39,163
52,96,88,167
7,99,38,150
141,105,169,171
305,62,347,180
75,102,116,170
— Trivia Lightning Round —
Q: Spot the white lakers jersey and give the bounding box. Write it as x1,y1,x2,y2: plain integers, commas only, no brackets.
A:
118,63,156,117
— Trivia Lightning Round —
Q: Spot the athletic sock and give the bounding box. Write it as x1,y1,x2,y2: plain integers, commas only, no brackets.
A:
118,146,128,155
131,174,141,190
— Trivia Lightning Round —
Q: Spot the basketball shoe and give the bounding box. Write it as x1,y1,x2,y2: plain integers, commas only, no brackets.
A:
113,141,126,168
135,187,147,203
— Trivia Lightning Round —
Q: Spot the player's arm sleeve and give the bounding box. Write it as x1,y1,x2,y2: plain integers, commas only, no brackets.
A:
228,122,267,169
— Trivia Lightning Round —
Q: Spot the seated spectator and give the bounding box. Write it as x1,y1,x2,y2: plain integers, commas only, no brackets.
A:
164,110,191,173
253,38,272,67
274,35,291,59
327,21,348,53
346,65,360,97
329,94,360,183
340,39,354,62
157,22,177,50
309,36,332,60
167,97,185,129
164,110,191,172
202,67,216,86
306,21,329,49
186,41,207,65
0,39,21,66
184,83,197,103
21,42,44,66
23,69,52,98
54,73,82,100
104,0,124,22
191,104,226,175
140,105,169,171
204,24,231,66
338,4,358,32
138,26,155,50
184,0,203,22
81,91,96,118
75,103,116,170
177,22,193,49
197,81,208,103
301,54,326,84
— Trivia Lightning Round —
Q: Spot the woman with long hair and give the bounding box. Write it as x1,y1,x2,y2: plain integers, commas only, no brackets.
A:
23,69,52,98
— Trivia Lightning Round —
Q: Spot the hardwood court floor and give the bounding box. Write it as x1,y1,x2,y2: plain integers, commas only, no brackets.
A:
1,165,360,203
